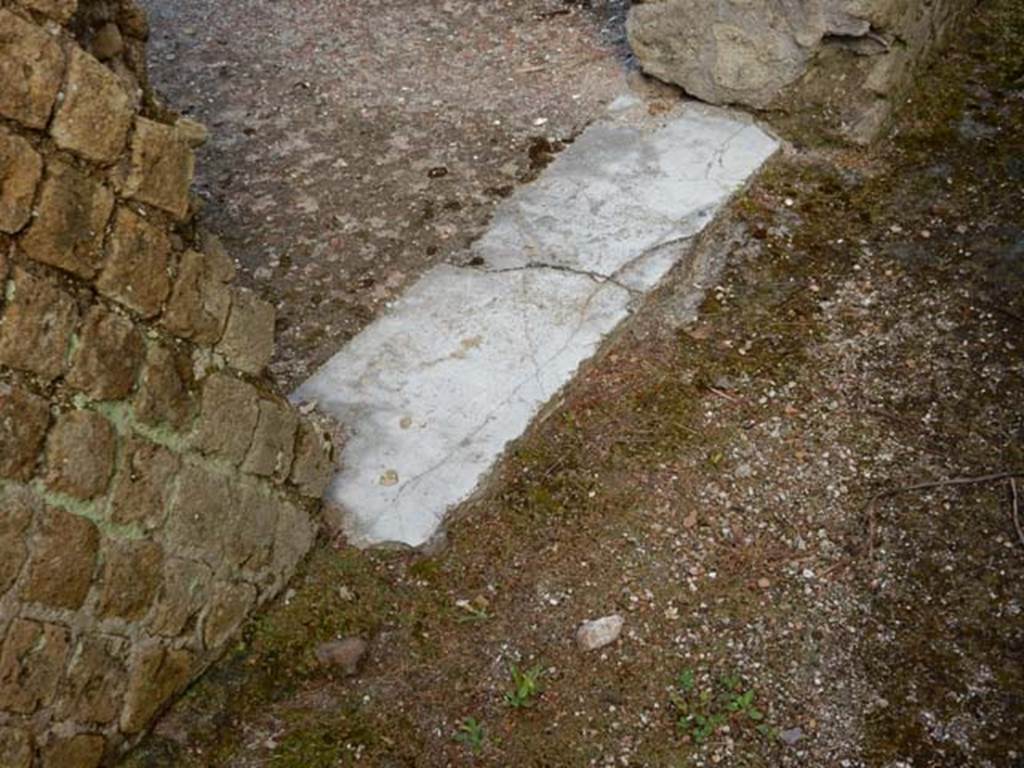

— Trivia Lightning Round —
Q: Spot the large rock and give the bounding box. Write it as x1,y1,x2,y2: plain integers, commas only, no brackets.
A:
20,506,99,610
0,619,70,714
0,129,43,234
97,206,172,318
0,268,79,381
627,0,973,142
0,385,50,481
0,9,65,129
66,305,145,400
50,46,134,163
43,410,117,500
20,159,115,279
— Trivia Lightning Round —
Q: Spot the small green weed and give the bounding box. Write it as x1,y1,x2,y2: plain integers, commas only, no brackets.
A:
453,717,485,752
504,664,544,708
669,669,773,745
454,597,490,623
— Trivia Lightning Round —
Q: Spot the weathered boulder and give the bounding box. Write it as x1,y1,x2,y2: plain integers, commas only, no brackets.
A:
627,0,974,142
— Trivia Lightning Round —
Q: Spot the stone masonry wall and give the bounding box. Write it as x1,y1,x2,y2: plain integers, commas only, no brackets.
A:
627,0,975,143
0,0,334,764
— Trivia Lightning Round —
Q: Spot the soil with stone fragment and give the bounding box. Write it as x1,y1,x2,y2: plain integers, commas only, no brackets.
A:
125,0,1024,765
140,0,632,390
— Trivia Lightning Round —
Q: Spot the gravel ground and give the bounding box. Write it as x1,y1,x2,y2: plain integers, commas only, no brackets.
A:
125,0,1023,765
140,0,633,389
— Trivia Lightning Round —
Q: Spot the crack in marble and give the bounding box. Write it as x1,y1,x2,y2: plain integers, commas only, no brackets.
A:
472,261,642,296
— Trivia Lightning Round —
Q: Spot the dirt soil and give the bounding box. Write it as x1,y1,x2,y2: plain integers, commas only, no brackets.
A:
126,0,1023,765
140,0,633,390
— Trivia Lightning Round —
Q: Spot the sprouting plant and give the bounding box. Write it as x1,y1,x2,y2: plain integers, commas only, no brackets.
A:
677,668,696,692
669,668,771,745
504,664,544,708
454,717,485,752
455,598,490,623
726,688,764,721
719,673,741,692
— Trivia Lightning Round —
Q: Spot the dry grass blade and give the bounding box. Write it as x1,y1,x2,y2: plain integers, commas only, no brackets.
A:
1011,477,1024,549
864,471,1024,557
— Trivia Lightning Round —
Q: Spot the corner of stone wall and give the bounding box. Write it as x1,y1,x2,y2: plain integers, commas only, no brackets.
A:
0,0,336,764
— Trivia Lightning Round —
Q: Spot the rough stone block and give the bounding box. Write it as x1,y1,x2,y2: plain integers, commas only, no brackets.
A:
109,434,179,530
17,0,78,23
0,726,32,768
175,117,208,149
0,9,65,129
192,373,259,465
96,539,163,621
96,206,172,318
117,3,149,40
0,618,70,713
272,500,316,576
107,57,141,110
201,580,255,650
217,289,275,375
40,733,105,768
55,634,127,724
51,47,133,163
91,22,124,60
200,231,236,282
0,485,36,594
0,383,50,481
242,398,297,482
20,505,98,609
66,304,145,400
162,249,231,344
120,117,194,219
20,159,114,279
133,341,194,431
228,480,279,571
289,418,334,499
626,0,973,143
147,557,210,637
0,129,43,234
120,642,193,733
0,267,79,381
44,409,116,499
163,462,233,563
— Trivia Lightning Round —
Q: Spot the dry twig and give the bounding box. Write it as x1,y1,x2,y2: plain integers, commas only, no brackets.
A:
706,386,742,404
871,471,1024,499
864,470,1024,557
1011,477,1024,548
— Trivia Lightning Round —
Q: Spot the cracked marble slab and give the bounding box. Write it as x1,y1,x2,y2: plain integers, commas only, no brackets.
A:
293,103,779,548
472,106,778,290
294,264,631,547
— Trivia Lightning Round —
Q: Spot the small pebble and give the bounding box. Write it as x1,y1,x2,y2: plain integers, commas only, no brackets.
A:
780,727,804,745
315,637,368,675
576,615,624,651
